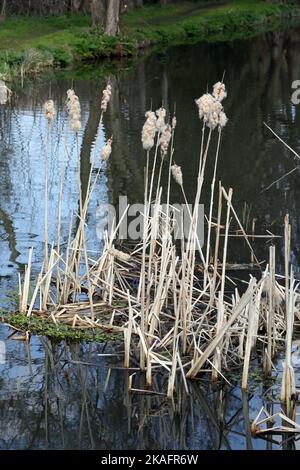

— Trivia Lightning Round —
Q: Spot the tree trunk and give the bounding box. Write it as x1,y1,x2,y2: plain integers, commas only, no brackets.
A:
0,0,6,21
91,0,106,27
105,0,120,36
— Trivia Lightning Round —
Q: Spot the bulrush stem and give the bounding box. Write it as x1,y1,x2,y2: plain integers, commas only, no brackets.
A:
138,132,161,368
124,291,133,369
284,214,291,323
196,127,212,207
187,278,258,379
281,268,296,416
209,182,222,306
44,122,51,272
265,245,275,376
204,128,222,289
147,133,160,210
167,251,179,399
67,111,105,303
145,150,150,205
221,187,260,266
166,124,175,218
56,164,64,304
180,128,213,354
20,247,33,314
212,187,232,381
242,297,255,390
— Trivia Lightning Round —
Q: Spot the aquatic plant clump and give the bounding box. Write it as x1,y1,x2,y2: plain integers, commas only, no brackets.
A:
9,80,300,420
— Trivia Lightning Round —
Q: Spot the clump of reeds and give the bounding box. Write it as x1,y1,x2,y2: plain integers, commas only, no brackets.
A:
17,80,299,405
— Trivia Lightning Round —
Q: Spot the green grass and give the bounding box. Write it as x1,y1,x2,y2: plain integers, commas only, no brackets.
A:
0,1,298,78
123,0,298,44
0,15,89,51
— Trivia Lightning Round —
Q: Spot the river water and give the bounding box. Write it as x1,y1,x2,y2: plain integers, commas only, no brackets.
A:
1,24,300,449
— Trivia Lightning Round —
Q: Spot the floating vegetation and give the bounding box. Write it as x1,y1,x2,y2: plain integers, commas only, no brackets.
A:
4,79,300,440
4,313,121,344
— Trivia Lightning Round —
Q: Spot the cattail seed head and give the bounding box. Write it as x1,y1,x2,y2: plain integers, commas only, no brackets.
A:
142,110,157,151
211,100,223,114
156,107,166,132
171,164,183,186
196,82,228,130
195,93,214,122
101,137,113,161
67,89,81,133
159,124,172,158
219,111,228,129
44,99,56,122
207,111,219,130
67,89,75,100
213,82,227,102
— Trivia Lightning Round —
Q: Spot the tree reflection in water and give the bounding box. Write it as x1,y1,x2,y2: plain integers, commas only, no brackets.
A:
0,324,294,450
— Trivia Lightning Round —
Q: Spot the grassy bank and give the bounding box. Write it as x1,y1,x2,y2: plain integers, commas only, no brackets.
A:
0,1,299,79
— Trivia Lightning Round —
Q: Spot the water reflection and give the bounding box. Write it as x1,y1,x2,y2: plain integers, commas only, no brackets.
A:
0,325,283,450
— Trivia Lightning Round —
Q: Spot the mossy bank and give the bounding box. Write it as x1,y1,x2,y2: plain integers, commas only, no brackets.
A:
2,313,122,344
0,0,299,79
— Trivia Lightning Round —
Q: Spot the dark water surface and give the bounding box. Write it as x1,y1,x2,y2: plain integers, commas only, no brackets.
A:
1,24,300,449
